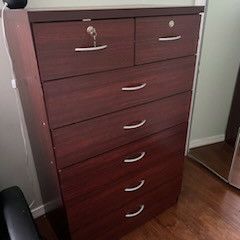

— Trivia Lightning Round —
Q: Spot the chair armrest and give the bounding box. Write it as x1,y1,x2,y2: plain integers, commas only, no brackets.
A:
0,186,41,240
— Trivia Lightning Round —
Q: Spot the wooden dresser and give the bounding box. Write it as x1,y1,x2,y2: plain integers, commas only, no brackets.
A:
5,5,203,240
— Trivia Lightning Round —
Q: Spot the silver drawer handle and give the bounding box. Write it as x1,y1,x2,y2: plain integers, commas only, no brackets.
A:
125,205,145,218
125,180,145,192
124,152,146,163
158,35,182,41
123,120,146,130
75,45,108,52
122,83,147,91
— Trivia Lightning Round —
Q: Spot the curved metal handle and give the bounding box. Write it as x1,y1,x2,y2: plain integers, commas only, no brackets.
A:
124,152,146,163
125,180,145,192
75,45,108,52
122,83,147,91
125,205,145,218
123,120,146,130
158,35,182,41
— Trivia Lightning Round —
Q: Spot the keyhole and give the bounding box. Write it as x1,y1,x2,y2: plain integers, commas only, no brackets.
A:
87,26,97,47
169,20,175,28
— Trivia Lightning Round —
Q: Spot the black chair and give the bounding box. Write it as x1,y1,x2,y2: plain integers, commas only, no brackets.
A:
0,186,41,240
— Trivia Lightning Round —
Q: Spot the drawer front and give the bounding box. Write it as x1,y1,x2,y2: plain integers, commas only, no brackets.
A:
44,56,195,129
53,92,191,168
59,123,187,198
59,125,186,233
71,178,181,240
135,15,201,65
32,19,134,81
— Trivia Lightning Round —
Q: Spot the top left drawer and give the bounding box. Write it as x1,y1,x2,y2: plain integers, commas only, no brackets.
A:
32,19,134,81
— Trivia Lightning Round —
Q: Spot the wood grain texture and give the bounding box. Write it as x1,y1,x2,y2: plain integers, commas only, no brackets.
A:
27,6,204,23
135,15,201,65
65,172,182,235
44,56,195,129
59,124,187,233
59,123,187,200
71,178,181,240
36,159,240,240
36,216,58,240
53,92,191,168
32,19,134,81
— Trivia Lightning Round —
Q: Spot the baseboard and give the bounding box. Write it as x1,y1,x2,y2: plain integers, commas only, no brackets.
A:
31,204,45,219
189,134,225,149
31,199,59,219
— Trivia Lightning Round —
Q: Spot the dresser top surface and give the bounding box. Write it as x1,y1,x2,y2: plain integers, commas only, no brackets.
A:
26,4,202,11
6,5,204,23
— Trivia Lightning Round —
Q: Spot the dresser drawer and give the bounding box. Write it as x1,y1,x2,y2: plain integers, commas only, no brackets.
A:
44,56,195,129
64,162,182,233
71,178,181,240
59,124,186,197
32,19,134,81
53,93,191,168
135,15,200,65
59,125,185,233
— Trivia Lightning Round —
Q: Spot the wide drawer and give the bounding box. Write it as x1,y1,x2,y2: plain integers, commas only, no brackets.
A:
44,56,195,129
135,15,200,65
71,178,181,240
59,124,186,233
32,19,134,81
53,92,191,168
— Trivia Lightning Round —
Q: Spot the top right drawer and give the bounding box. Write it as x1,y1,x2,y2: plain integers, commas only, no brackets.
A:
135,15,201,65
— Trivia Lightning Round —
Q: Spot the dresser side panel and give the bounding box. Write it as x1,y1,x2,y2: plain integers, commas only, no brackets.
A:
4,10,62,214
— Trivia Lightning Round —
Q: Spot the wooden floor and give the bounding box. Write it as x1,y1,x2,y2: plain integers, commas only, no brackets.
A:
36,159,240,240
189,142,234,179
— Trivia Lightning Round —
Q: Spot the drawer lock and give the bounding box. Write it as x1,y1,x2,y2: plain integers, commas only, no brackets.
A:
75,26,108,52
169,20,175,28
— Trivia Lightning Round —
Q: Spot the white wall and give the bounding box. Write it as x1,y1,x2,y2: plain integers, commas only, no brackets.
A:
0,0,195,217
190,0,240,145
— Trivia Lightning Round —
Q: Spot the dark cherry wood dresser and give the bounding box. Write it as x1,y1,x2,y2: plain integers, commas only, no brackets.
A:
5,5,204,240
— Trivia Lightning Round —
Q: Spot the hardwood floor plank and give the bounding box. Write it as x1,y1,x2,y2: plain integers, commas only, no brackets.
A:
184,160,240,229
36,215,58,240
